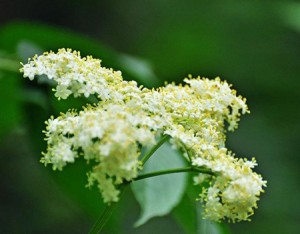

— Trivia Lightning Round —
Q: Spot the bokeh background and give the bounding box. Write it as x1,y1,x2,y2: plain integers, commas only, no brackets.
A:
0,0,300,233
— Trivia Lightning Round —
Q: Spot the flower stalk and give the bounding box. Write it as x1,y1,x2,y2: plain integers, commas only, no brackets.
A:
140,135,170,165
88,203,116,234
135,166,214,181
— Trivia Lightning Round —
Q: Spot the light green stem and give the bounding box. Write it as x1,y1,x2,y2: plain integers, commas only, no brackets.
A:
134,166,214,181
140,135,170,165
181,142,193,163
88,203,115,234
89,184,127,234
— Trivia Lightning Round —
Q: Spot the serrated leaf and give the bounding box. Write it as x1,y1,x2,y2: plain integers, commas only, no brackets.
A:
131,142,187,227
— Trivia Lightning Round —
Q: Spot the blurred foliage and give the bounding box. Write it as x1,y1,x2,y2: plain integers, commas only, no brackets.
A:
0,1,300,233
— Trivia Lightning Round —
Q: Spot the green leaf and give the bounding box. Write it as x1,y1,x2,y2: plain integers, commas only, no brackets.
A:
131,142,187,227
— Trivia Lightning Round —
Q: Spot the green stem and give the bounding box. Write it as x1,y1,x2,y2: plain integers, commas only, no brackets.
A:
140,135,170,166
88,203,116,234
134,166,214,181
89,184,127,234
181,142,193,163
0,58,20,72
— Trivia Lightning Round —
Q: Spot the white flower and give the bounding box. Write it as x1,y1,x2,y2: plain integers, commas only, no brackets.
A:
21,49,266,222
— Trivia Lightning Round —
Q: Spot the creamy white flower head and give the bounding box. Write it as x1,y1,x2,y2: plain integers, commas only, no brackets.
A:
21,48,123,100
21,49,266,222
195,152,267,222
43,103,159,202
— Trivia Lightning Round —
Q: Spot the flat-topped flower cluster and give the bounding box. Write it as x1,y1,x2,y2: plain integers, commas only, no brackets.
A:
21,48,266,222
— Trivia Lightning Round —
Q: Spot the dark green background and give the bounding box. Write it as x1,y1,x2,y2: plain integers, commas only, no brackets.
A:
0,1,299,233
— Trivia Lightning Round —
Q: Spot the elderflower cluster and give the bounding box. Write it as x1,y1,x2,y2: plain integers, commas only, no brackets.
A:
21,49,266,222
141,78,266,222
43,103,158,202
